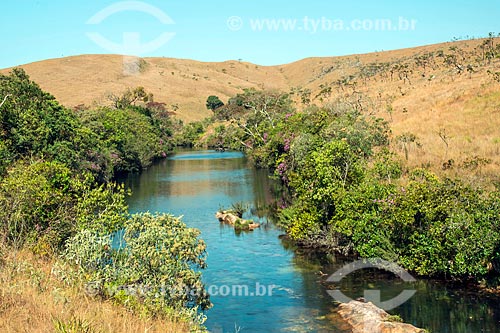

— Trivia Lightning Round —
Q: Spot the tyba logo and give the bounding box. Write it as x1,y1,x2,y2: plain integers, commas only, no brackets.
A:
326,258,416,310
86,1,175,56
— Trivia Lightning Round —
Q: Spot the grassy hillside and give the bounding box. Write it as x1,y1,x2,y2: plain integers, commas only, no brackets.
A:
2,37,499,179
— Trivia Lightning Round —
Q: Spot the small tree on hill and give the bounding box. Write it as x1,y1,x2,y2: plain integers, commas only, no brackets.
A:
109,86,152,109
206,95,224,112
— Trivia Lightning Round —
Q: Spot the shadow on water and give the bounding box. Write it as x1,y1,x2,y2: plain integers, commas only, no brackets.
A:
283,238,500,333
121,150,500,333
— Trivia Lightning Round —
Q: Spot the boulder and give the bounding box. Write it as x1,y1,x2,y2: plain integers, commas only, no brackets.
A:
337,301,426,333
215,211,238,224
215,211,260,231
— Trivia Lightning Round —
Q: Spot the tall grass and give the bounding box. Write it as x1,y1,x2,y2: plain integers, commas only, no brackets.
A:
0,249,192,333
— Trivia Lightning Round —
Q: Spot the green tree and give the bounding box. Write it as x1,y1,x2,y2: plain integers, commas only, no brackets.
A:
108,86,152,109
206,95,224,111
282,140,364,241
0,69,79,166
80,107,164,174
0,68,112,180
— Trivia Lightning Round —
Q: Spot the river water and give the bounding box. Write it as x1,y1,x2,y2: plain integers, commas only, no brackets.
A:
122,150,500,333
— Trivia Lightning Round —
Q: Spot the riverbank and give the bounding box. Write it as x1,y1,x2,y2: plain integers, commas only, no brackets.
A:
280,233,500,296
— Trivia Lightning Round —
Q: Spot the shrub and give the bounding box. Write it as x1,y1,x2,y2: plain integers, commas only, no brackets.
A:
230,202,249,218
331,179,398,260
390,172,500,277
332,169,500,278
175,121,205,147
0,160,130,254
0,160,81,251
206,95,224,111
63,213,211,323
370,148,403,182
75,183,130,233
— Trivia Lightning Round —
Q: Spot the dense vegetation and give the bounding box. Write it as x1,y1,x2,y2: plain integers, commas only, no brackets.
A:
198,86,500,284
197,36,500,283
0,69,210,330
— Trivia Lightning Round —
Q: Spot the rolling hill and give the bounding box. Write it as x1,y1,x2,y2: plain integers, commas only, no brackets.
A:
2,38,500,180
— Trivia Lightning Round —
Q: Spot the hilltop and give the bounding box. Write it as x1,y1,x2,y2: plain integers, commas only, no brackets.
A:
2,38,500,179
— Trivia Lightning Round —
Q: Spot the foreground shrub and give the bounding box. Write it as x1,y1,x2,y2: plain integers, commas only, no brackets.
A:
62,213,211,324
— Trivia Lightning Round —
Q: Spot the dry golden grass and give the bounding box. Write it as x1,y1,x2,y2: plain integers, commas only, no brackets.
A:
0,250,191,333
1,38,499,179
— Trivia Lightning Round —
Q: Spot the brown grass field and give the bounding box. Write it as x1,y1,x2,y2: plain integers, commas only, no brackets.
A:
0,249,191,333
2,38,499,181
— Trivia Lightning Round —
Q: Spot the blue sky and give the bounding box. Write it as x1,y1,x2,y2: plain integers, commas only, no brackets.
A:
1,0,499,68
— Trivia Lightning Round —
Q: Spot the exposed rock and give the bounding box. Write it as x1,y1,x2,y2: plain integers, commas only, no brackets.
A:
215,211,260,231
337,301,426,333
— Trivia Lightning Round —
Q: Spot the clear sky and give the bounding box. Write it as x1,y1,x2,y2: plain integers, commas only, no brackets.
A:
1,0,499,68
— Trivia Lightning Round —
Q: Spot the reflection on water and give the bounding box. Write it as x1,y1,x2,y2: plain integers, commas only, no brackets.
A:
122,150,500,333
289,247,500,333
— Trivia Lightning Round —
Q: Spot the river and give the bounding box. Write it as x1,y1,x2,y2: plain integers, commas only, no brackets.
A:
122,150,500,333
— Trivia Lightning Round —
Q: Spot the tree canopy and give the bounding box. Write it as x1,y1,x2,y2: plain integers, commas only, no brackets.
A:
206,95,224,111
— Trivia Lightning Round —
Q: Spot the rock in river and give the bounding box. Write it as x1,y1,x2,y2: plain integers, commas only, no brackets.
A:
336,300,426,333
215,211,260,231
